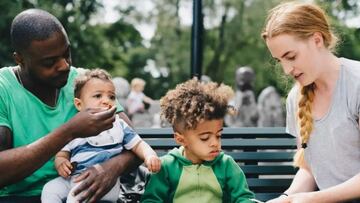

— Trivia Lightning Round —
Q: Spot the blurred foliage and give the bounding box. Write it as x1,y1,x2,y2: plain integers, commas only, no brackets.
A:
1,0,360,99
0,0,148,84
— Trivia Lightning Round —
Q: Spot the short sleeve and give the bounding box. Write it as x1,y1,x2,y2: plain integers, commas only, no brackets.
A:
0,93,11,130
285,86,299,138
119,119,141,149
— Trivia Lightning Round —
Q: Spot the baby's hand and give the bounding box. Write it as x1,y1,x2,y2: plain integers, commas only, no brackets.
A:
145,155,161,173
56,160,73,178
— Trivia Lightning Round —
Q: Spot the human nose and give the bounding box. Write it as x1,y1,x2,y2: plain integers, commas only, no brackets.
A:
282,62,294,75
101,98,112,108
210,137,220,148
58,58,71,71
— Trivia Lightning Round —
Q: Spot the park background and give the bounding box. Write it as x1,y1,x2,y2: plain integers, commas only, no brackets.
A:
1,0,360,100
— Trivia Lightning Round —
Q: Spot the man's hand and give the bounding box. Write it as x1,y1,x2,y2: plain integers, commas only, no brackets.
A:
71,163,118,203
145,155,161,173
65,106,117,139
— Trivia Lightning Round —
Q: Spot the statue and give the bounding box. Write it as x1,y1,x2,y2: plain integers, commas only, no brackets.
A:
112,77,130,112
225,66,258,127
200,75,212,83
257,86,285,127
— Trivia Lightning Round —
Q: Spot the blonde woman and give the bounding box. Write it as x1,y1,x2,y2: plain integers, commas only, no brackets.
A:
262,1,360,203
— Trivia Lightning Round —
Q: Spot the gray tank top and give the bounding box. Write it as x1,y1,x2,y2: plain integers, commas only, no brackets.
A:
286,57,360,190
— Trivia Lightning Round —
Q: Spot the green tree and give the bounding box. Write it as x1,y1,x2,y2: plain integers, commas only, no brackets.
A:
0,0,148,86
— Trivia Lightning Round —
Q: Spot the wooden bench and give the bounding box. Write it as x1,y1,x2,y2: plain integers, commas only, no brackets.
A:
137,127,297,202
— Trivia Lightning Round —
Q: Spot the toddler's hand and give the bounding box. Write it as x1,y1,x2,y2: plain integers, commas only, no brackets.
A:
56,160,73,178
145,155,161,173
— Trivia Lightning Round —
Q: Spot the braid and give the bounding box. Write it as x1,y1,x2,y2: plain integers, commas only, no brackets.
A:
294,84,314,167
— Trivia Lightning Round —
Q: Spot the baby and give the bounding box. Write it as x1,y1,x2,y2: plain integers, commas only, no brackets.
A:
42,69,160,203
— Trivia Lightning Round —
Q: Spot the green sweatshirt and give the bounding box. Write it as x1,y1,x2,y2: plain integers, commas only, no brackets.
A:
141,147,254,203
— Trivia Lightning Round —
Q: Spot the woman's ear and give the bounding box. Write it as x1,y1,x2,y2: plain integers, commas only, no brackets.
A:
74,98,82,111
174,132,186,146
312,32,324,48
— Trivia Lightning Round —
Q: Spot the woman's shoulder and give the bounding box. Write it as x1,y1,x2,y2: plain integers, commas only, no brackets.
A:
341,57,360,79
286,84,299,104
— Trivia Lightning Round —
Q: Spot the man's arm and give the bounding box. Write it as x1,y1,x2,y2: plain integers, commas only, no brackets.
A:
0,126,73,187
0,107,117,188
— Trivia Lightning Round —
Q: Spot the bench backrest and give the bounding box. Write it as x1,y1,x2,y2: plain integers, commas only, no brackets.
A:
137,127,297,202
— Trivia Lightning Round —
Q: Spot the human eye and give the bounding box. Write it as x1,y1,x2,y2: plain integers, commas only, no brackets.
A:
199,135,209,141
93,94,101,98
110,95,116,101
42,58,56,68
286,54,296,61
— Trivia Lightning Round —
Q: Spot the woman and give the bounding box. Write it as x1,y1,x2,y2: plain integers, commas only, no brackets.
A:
262,1,360,202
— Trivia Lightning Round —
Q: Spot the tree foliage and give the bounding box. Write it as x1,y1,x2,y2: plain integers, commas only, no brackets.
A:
0,0,148,83
1,0,360,99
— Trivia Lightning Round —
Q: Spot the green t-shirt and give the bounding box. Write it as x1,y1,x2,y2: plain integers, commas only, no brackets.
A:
0,66,123,196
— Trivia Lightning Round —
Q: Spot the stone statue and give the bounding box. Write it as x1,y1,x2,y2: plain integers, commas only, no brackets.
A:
112,77,130,112
225,66,259,127
257,86,285,127
200,75,212,83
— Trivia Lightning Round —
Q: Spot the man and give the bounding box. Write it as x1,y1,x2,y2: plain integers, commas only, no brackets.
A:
0,9,139,203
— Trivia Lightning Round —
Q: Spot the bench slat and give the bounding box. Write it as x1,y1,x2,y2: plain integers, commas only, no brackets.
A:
247,178,292,191
156,151,295,162
229,151,295,162
242,165,297,175
145,138,296,149
137,127,293,138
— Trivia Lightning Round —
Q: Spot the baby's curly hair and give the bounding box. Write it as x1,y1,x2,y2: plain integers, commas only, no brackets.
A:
74,68,112,98
160,78,234,132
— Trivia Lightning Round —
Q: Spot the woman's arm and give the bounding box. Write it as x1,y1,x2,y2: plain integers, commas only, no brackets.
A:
267,158,317,203
285,167,317,195
288,173,360,203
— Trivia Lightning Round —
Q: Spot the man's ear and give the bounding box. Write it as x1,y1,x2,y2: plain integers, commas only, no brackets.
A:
13,52,24,67
74,98,82,111
174,132,186,146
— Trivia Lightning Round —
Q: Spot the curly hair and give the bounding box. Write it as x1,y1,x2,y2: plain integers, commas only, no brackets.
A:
160,78,234,132
74,68,112,98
